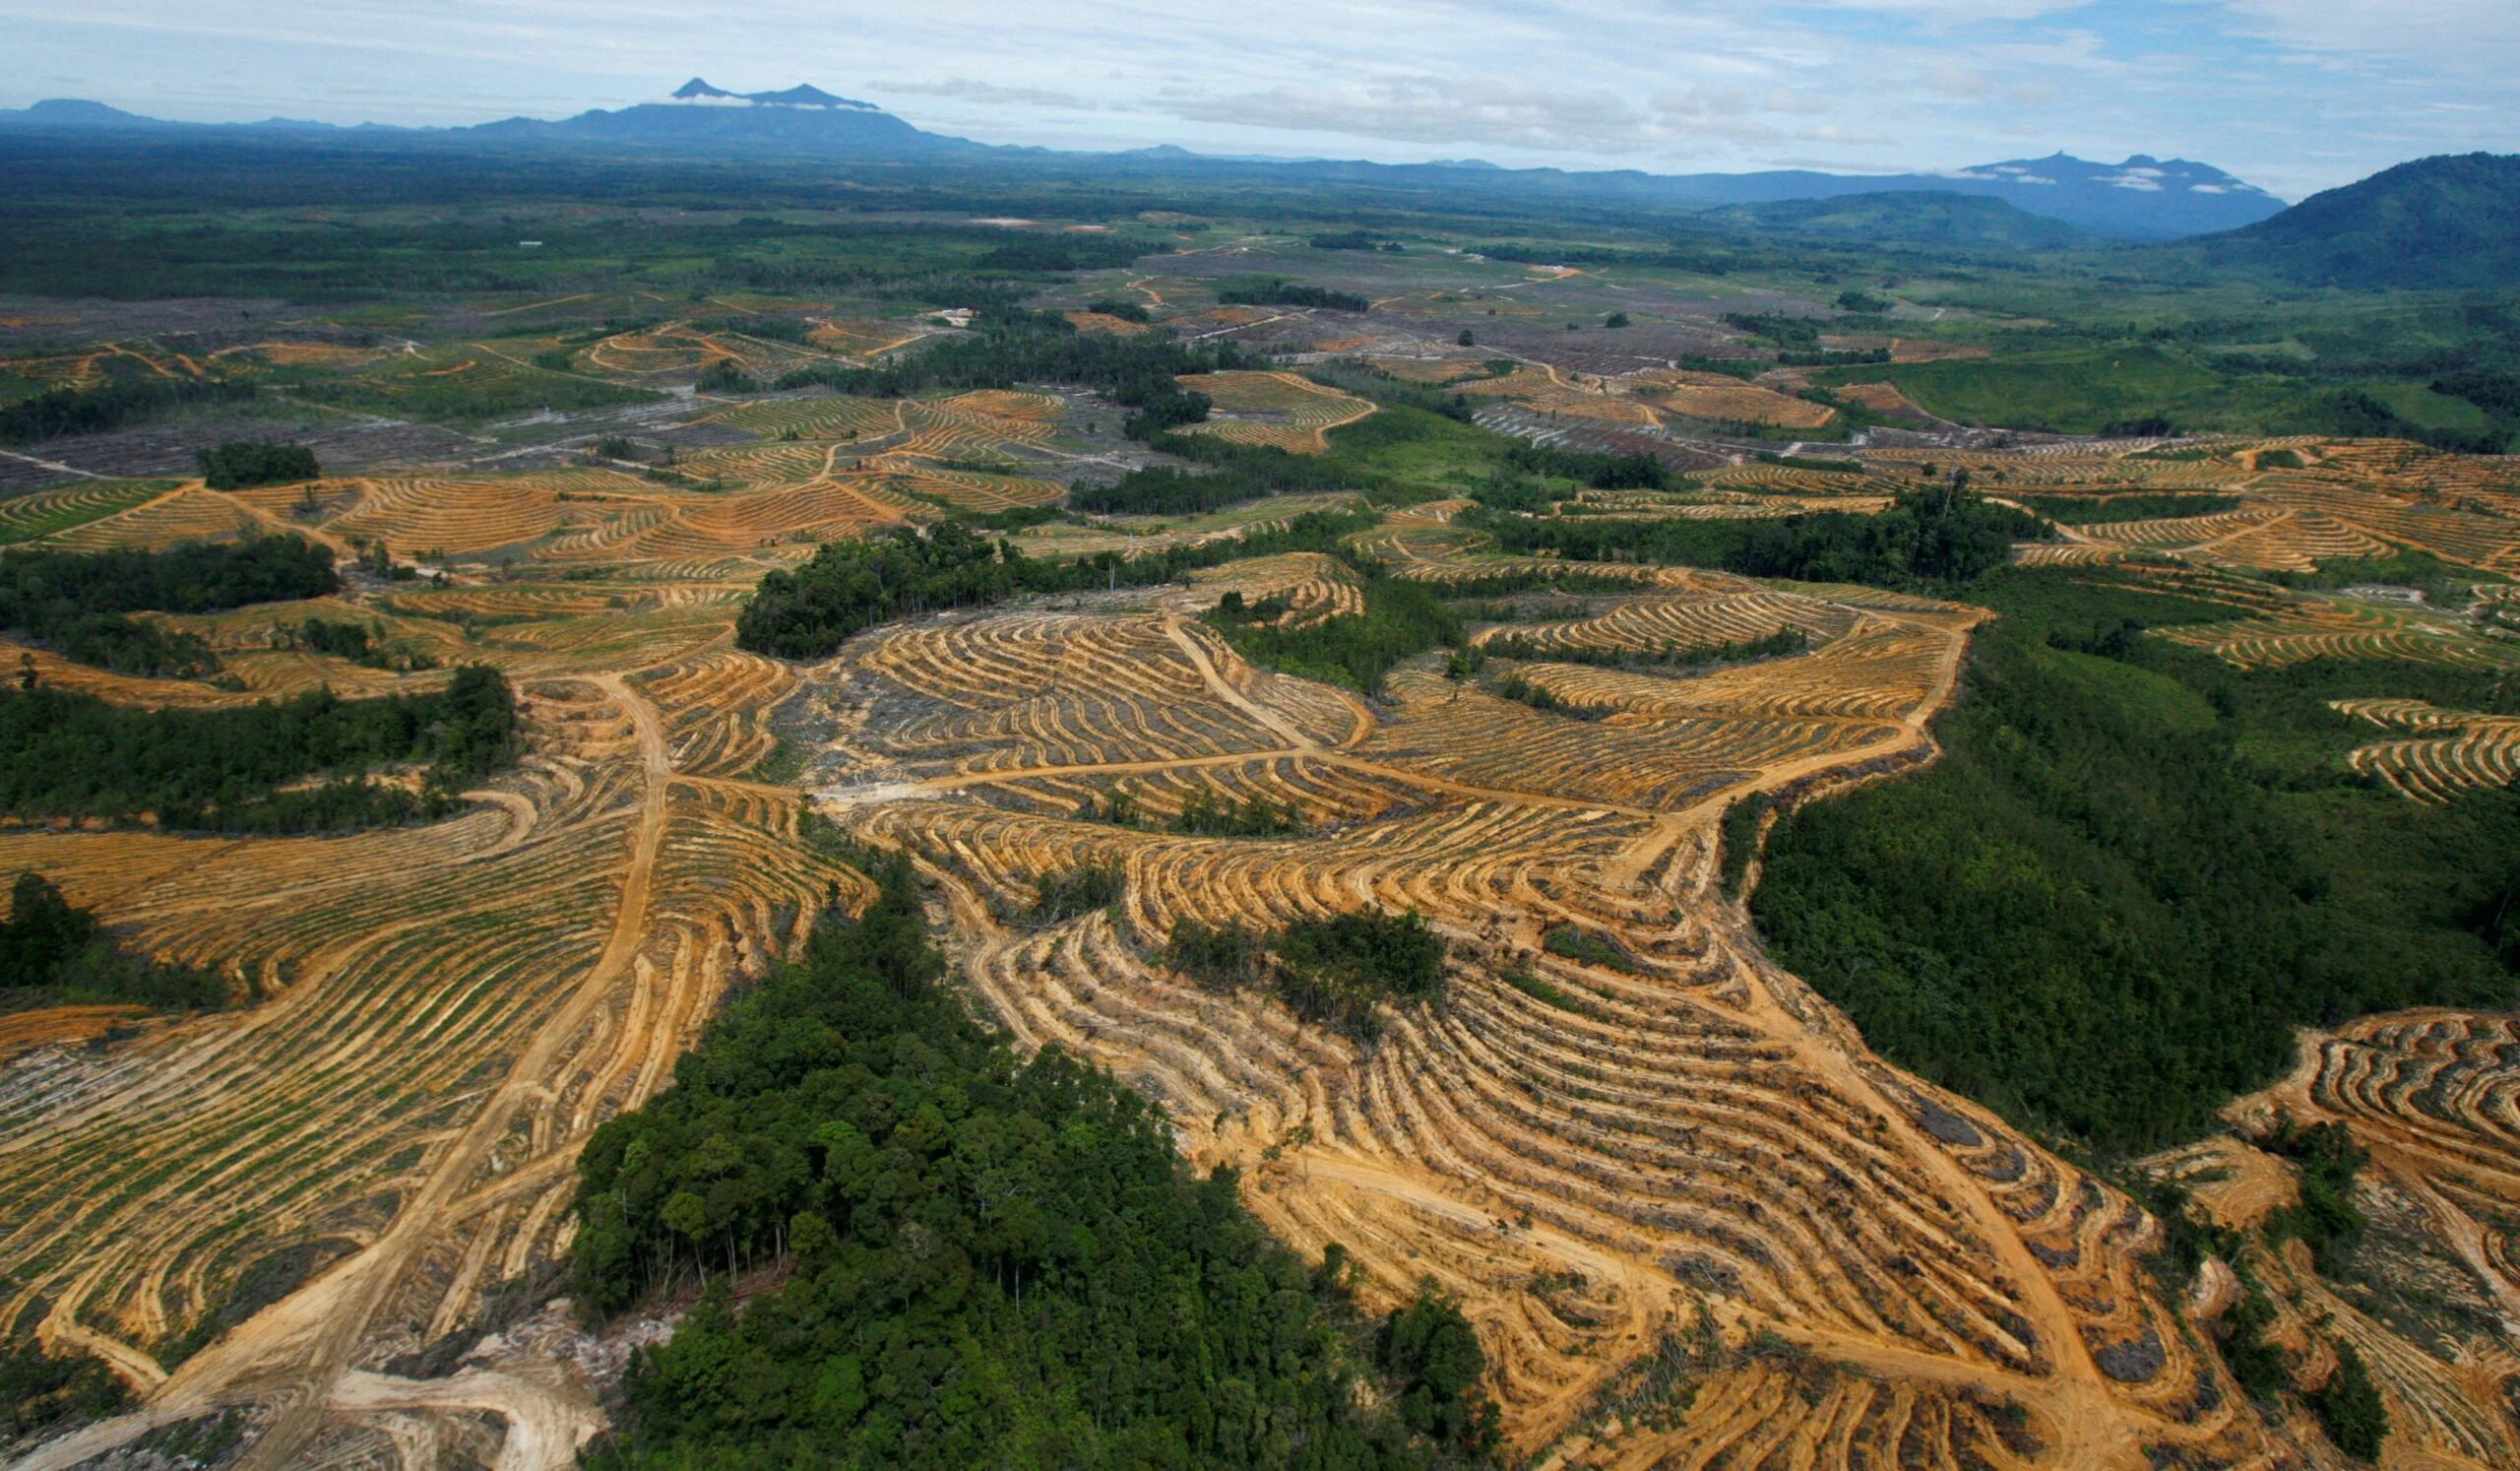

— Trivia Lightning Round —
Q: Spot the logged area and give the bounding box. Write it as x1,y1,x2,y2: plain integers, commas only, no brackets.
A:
1,137,2517,1471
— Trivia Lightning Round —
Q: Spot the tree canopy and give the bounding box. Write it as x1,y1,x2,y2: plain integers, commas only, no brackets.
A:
774,305,1236,438
197,441,319,490
574,854,1494,1468
0,665,516,833
2,871,224,1012
1751,571,2520,1150
736,511,1376,660
0,536,339,676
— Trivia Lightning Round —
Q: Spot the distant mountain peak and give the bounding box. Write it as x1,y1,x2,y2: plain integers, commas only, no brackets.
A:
662,80,882,112
20,98,161,127
752,85,873,110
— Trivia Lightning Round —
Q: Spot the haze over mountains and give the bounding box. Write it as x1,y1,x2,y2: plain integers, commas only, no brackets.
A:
0,80,2283,241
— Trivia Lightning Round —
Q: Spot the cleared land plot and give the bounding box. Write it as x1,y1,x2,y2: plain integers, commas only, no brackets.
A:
1169,371,1377,454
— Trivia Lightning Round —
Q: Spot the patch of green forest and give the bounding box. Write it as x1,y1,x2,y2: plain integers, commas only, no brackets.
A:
571,854,1495,1468
1471,483,2043,591
196,441,319,490
0,377,257,446
1069,446,1355,516
777,304,1235,437
1749,567,2520,1153
1204,571,1461,694
1,871,224,1013
0,665,516,833
1477,627,1806,672
2015,492,2244,524
0,537,340,677
1166,910,1449,1042
1215,277,1373,312
734,511,1374,659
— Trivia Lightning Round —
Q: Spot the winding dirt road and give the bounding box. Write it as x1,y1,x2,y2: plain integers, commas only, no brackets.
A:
18,674,670,1471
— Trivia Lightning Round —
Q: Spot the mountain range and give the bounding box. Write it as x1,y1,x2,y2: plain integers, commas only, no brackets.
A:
0,81,2282,241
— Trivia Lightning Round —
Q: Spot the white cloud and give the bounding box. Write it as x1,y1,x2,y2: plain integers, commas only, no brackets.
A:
1166,75,1661,154
1794,0,2084,19
885,78,1099,111
2201,0,2520,74
1928,64,1992,98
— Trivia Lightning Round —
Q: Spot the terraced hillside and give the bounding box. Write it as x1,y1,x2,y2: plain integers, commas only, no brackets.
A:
6,255,2520,1471
0,382,955,1462
772,527,2266,1465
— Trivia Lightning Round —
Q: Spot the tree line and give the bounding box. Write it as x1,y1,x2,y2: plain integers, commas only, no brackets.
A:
1215,277,1373,313
0,665,516,834
1471,484,2042,592
773,306,1249,439
197,441,319,490
1071,432,1367,515
1479,627,1805,672
0,377,256,446
572,853,1495,1467
735,511,1377,660
0,536,340,676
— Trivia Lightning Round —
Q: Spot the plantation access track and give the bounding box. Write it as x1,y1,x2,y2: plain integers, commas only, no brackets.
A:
10,415,2520,1467
787,565,2292,1466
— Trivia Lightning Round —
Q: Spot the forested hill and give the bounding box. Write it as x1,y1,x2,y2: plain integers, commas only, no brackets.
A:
2185,153,2520,289
1698,191,2094,250
571,853,1499,1467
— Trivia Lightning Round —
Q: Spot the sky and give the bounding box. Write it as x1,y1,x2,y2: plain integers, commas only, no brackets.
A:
2,1,2514,199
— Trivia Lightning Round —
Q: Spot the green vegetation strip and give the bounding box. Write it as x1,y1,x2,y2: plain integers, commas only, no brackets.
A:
1471,484,2041,592
0,667,516,834
2016,492,2243,525
736,511,1374,659
1,536,339,677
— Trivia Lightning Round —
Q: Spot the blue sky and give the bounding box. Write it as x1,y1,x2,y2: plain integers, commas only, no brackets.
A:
2,1,2512,198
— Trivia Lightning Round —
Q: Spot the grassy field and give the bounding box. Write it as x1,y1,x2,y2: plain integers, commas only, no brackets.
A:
2359,379,2498,432
1815,344,2224,433
284,345,662,426
0,480,177,544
